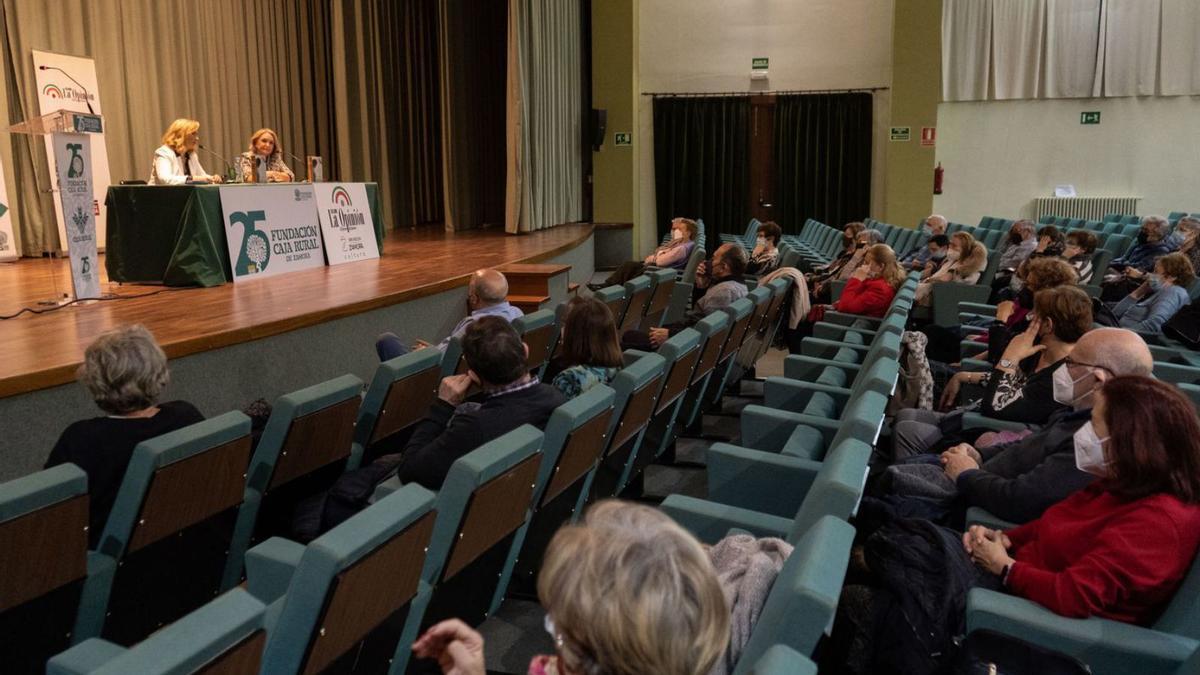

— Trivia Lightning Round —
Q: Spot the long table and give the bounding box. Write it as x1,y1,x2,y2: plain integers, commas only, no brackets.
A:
104,182,383,286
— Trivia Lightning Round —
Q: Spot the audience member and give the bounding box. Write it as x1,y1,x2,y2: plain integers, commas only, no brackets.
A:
596,217,699,288
627,243,748,350
1101,216,1172,301
1170,216,1200,269
914,231,988,306
989,219,1037,300
834,376,1200,675
548,297,622,398
412,500,729,675
376,269,522,361
785,244,905,352
1164,215,1199,251
396,317,565,490
1062,229,1098,284
899,214,948,269
812,229,884,304
914,234,950,275
745,220,782,275
810,221,866,279
45,325,204,546
1110,252,1195,334
896,286,1092,455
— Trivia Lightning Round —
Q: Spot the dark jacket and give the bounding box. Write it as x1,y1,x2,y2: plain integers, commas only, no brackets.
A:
956,408,1094,523
397,382,565,490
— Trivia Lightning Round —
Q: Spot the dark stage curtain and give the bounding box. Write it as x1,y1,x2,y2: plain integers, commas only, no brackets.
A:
653,96,750,249
772,92,872,232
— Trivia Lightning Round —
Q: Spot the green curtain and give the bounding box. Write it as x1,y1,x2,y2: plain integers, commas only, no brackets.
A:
505,0,583,233
772,92,873,232
652,96,750,248
439,0,506,232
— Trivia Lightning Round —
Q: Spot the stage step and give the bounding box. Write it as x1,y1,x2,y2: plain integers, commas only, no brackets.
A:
508,294,550,313
568,282,580,295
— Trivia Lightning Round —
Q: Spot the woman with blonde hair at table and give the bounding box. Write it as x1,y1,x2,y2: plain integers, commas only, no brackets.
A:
234,127,295,183
149,118,222,185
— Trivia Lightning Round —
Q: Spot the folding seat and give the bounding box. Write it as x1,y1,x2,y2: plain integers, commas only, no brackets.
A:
676,311,734,433
592,284,627,327
619,275,654,333
224,376,363,587
1038,215,1055,225
77,412,255,646
504,385,616,595
720,218,760,248
1102,233,1132,258
883,225,901,247
1153,362,1200,386
586,352,667,500
1102,212,1124,223
741,277,793,369
639,267,677,328
243,483,438,674
917,252,1004,326
740,386,890,458
47,589,266,675
513,309,558,378
749,645,818,675
0,465,98,671
966,551,1200,675
696,295,761,411
1122,214,1142,224
352,348,442,467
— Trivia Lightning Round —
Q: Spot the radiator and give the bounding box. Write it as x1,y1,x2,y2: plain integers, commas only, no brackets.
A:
1034,197,1140,221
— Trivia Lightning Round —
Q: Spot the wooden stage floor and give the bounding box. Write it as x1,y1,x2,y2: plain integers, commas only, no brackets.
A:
0,224,593,399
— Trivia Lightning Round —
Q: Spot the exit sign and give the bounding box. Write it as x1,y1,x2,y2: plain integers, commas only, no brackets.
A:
614,132,632,146
1080,111,1101,125
752,57,769,70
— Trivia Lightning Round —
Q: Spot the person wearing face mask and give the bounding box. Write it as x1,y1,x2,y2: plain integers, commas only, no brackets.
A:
745,221,782,275
916,234,950,274
894,286,1092,460
988,220,1038,302
624,243,748,350
1168,216,1200,268
997,226,1066,302
833,375,1200,675
811,221,866,278
234,128,295,183
375,268,523,361
1100,216,1171,301
1110,252,1194,334
898,214,948,269
593,217,699,289
914,231,988,306
811,229,884,304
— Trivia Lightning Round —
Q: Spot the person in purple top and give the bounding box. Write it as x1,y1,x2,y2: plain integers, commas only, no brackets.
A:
592,217,699,289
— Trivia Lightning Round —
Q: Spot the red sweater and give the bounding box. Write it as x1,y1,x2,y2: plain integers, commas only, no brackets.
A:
1006,485,1200,624
833,277,897,317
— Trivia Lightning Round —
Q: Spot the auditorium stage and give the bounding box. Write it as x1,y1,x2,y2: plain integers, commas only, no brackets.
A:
0,224,595,480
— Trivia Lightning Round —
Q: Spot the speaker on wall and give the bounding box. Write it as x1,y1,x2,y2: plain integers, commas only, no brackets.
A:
591,108,607,151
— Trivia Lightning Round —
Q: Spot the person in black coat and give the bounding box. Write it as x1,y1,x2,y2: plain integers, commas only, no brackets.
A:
397,315,566,490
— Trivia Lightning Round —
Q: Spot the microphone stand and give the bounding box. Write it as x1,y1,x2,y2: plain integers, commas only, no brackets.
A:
197,144,235,183
38,65,95,115
281,149,307,181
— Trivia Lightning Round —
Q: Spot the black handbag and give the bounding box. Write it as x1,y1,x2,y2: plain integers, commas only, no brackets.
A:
1163,298,1200,349
953,630,1091,675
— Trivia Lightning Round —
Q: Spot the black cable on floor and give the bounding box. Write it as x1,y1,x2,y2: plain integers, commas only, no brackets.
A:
0,286,194,320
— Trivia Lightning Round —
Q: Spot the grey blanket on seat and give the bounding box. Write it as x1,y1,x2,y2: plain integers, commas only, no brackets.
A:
707,534,794,675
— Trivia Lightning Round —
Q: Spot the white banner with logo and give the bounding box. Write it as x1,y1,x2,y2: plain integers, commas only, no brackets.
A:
313,183,379,265
33,49,112,252
220,184,326,281
53,133,100,299
0,158,15,262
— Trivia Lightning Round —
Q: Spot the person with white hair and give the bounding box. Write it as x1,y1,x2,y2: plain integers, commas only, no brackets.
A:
898,214,948,269
45,325,203,546
1101,215,1172,301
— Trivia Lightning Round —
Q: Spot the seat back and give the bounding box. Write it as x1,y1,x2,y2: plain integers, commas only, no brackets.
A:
643,267,677,327
1153,362,1200,386
789,439,872,539
655,329,704,416
441,335,470,377
0,465,90,671
421,426,544,625
1104,233,1132,257
514,309,559,378
354,348,443,462
680,241,706,284
263,484,437,674
620,275,654,333
92,412,254,645
718,297,758,364
691,311,733,386
588,352,666,499
593,285,628,329
1154,547,1200,638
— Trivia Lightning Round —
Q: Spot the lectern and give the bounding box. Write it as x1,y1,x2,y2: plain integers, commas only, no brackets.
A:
9,109,104,300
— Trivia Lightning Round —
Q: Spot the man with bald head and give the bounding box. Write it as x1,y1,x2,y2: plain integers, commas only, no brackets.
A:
375,268,524,361
932,327,1154,523
898,214,948,269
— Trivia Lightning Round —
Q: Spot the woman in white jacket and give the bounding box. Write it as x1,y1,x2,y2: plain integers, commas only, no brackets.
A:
148,118,222,185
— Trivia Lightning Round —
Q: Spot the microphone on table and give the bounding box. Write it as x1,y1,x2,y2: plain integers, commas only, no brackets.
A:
281,148,308,179
197,144,235,182
39,65,95,115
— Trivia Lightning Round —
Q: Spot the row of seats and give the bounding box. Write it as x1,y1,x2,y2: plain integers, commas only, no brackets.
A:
2,273,797,673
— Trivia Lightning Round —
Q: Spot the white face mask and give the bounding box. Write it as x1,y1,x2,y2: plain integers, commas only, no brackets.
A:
1073,421,1110,476
671,228,685,241
1052,363,1095,407
945,249,961,262
756,236,767,247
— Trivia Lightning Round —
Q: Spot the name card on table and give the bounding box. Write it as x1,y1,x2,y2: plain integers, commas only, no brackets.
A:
314,183,380,265
220,184,326,281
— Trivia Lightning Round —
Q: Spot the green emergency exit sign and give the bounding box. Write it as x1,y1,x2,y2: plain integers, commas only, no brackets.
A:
1080,111,1101,125
752,57,769,70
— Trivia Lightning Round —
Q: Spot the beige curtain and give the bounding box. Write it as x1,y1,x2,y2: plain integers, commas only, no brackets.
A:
1,0,333,255
505,0,583,233
439,0,506,232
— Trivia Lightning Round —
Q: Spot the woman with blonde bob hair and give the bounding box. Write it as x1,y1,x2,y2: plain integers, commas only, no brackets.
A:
235,127,295,183
149,118,222,185
412,500,730,675
915,230,988,305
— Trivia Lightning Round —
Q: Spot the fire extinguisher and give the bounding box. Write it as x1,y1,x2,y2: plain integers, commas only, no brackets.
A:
933,162,944,195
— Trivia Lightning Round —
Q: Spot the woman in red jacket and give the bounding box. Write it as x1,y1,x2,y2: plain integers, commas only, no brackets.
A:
831,243,906,317
966,375,1200,623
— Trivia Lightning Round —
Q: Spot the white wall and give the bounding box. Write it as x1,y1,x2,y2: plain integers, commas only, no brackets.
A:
933,96,1200,225
635,0,895,254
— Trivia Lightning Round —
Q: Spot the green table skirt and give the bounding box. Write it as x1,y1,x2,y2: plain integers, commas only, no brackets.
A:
105,183,384,287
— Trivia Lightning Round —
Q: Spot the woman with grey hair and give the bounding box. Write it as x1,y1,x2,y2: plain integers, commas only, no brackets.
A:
45,324,203,546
